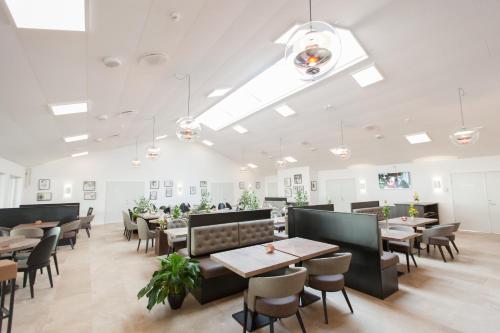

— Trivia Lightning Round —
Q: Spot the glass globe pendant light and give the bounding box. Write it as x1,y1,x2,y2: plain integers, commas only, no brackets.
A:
331,121,351,160
284,0,342,81
275,137,288,169
131,137,141,167
449,88,481,146
146,117,160,160
176,74,201,141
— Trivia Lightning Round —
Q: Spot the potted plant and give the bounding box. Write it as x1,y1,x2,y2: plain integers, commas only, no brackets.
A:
382,200,391,228
294,189,308,207
408,203,418,221
132,196,155,220
198,191,211,212
172,205,182,219
138,253,200,310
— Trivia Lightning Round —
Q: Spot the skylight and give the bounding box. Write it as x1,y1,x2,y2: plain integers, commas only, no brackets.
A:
274,104,296,117
284,156,297,163
405,132,432,144
71,151,88,157
233,125,248,134
202,139,214,146
196,26,368,131
64,134,88,143
351,65,384,87
5,0,86,31
208,88,232,98
50,102,88,116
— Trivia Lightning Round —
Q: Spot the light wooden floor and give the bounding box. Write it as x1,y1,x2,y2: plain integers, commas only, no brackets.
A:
11,224,500,333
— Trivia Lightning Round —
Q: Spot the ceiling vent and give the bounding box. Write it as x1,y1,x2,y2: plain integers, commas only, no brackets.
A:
138,52,168,66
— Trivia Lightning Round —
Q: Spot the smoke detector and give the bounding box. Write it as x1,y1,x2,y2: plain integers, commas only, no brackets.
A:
375,134,384,140
138,52,168,66
95,138,104,143
170,12,181,22
102,57,122,68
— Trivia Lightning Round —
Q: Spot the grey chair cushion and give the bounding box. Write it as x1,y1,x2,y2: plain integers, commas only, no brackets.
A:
308,274,344,292
197,257,231,279
239,219,274,247
381,252,399,269
191,223,239,256
244,289,300,319
429,236,450,246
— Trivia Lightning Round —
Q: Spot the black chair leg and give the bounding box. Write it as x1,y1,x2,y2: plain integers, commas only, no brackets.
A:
145,239,149,253
137,239,141,252
321,290,328,324
69,238,74,249
28,270,36,298
438,245,447,262
1,281,5,331
405,252,410,273
269,319,274,333
242,302,248,333
47,265,54,288
451,240,459,254
86,228,90,238
22,272,27,288
427,244,430,254
7,278,15,333
296,311,306,333
53,253,60,275
445,245,454,259
342,287,354,314
410,253,418,268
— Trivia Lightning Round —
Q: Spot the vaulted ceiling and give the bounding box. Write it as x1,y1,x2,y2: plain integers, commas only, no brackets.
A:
1,0,500,173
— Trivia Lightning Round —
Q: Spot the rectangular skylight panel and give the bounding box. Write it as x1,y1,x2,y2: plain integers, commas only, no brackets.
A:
50,102,87,116
71,151,88,157
284,156,297,163
352,65,384,87
208,88,232,98
64,134,88,143
274,104,296,117
6,0,86,31
233,125,248,134
405,132,432,144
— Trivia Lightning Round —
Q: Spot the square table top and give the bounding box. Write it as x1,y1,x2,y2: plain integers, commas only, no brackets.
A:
263,237,339,261
211,244,300,278
12,221,59,229
383,217,438,228
381,229,420,242
0,236,39,254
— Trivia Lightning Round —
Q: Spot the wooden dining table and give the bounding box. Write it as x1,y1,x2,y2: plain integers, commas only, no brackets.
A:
380,228,420,242
0,236,39,254
381,217,438,229
12,221,59,230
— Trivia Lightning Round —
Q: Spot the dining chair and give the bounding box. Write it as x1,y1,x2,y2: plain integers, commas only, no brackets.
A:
388,226,418,272
166,219,188,253
123,211,138,241
17,235,57,298
302,253,353,324
136,218,155,254
79,215,94,238
87,207,94,216
243,267,307,333
59,220,81,249
418,225,456,262
225,202,232,210
10,228,43,239
43,227,61,275
440,222,461,254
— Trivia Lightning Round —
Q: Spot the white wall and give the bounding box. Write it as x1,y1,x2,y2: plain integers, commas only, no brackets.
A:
277,166,311,203
21,139,260,224
0,156,25,208
317,155,500,224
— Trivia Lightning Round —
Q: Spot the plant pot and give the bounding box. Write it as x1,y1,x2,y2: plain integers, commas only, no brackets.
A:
168,291,186,310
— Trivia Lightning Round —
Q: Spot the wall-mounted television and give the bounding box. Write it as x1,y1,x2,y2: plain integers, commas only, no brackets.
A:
378,172,411,189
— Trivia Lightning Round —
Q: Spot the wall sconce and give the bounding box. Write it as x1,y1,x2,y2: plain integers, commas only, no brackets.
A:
359,179,367,194
63,183,72,198
432,177,443,192
177,183,183,195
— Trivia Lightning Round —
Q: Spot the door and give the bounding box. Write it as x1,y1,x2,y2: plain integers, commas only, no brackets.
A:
451,173,490,232
486,172,500,234
105,181,145,224
325,178,356,212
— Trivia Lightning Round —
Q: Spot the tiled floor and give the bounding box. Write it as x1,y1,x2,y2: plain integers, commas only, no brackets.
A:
11,224,500,333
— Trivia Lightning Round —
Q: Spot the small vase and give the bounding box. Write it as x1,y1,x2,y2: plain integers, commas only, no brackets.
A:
168,290,186,310
410,216,415,222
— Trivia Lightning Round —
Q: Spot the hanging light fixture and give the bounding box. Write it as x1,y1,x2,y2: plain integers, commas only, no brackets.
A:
275,137,288,169
330,121,351,160
449,88,481,146
284,0,342,81
131,137,141,167
147,117,160,160
176,74,202,141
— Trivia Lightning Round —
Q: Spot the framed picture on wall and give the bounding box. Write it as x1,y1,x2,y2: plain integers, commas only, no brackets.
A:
150,180,159,189
189,186,197,195
149,191,157,200
285,188,292,198
36,192,52,201
294,174,302,185
38,179,50,190
201,187,208,196
255,182,261,190
164,180,173,187
239,181,245,190
293,185,304,193
83,181,96,191
284,178,291,187
200,181,208,187
311,181,317,191
84,192,96,200
165,187,173,197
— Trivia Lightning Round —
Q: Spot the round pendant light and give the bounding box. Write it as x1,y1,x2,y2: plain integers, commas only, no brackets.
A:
147,117,160,160
176,74,201,141
131,137,141,167
285,1,341,81
331,121,351,160
449,88,481,146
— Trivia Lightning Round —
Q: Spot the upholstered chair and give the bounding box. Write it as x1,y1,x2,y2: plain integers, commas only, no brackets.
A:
10,228,43,239
440,222,461,253
43,227,61,275
0,226,11,236
60,220,81,249
122,211,138,241
167,219,188,253
243,267,307,333
136,218,155,254
418,225,456,262
388,225,418,272
303,253,353,324
79,215,94,238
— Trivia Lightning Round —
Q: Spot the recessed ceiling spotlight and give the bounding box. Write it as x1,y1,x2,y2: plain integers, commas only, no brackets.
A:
363,124,376,131
95,138,103,143
352,65,384,87
64,134,88,143
247,163,258,169
375,134,384,140
138,52,168,66
233,125,248,134
102,57,122,68
324,104,335,112
170,12,181,22
301,141,310,146
284,156,297,163
97,114,109,121
202,139,214,146
208,88,232,98
71,151,88,158
405,132,432,144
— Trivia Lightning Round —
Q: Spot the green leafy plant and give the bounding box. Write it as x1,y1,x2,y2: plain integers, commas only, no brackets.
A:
132,196,156,219
138,253,200,311
249,191,260,210
238,190,260,210
382,200,391,220
198,191,211,212
408,203,419,217
294,189,308,207
172,205,181,219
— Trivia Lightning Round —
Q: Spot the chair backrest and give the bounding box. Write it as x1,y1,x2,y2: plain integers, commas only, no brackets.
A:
303,252,352,276
79,215,94,228
180,203,190,213
87,207,94,216
0,227,11,237
225,202,232,210
27,235,57,267
422,225,455,242
167,219,187,229
60,220,81,234
441,222,460,232
136,218,150,240
43,227,61,252
217,203,226,210
11,227,44,239
247,267,307,310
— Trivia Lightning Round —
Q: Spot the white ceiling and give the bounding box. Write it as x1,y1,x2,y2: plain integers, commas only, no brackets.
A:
1,0,500,174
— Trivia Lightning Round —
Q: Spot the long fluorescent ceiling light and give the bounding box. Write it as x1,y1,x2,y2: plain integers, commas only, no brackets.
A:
5,0,86,31
196,26,368,131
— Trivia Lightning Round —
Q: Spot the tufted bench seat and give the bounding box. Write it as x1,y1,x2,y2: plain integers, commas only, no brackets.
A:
353,207,385,221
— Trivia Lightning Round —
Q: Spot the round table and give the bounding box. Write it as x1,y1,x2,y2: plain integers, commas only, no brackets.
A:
0,236,39,254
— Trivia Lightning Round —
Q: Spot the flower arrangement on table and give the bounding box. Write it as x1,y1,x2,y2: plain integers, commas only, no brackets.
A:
382,200,391,221
408,203,419,219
